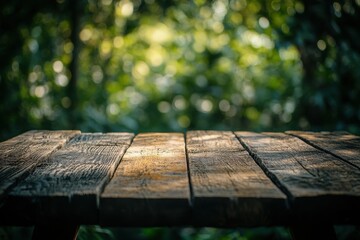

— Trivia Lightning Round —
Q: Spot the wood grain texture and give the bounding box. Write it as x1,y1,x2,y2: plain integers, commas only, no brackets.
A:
2,133,134,225
100,133,190,227
187,131,287,227
236,131,360,224
287,131,360,169
0,130,80,199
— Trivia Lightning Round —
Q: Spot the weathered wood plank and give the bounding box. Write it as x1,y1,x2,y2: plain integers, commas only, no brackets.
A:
0,130,80,199
186,131,287,227
100,133,190,227
1,133,134,225
235,131,360,224
287,131,360,169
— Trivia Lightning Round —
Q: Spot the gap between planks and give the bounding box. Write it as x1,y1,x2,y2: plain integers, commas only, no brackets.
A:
0,130,81,202
2,132,134,225
97,134,136,206
233,131,294,203
184,132,195,208
286,131,360,172
100,133,191,226
186,131,287,227
235,131,360,224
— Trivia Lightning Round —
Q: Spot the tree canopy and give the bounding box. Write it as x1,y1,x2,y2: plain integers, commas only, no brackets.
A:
1,0,360,141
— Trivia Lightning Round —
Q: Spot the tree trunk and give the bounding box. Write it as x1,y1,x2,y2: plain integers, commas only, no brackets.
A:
67,0,81,128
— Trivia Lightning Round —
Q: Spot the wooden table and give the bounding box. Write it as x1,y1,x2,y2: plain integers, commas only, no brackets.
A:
0,130,359,239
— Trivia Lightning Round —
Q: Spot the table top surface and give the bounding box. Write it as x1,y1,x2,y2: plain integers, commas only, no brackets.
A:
0,130,359,227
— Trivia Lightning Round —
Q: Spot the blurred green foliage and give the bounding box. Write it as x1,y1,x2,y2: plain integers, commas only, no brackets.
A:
1,0,359,141
1,0,360,239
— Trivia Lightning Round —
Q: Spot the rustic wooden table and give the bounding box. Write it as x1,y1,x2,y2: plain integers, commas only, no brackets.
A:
0,130,359,240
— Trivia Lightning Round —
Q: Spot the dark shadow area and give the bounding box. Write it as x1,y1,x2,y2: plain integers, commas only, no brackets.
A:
1,226,360,240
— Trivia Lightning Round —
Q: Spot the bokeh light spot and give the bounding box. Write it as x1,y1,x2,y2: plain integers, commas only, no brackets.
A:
80,28,92,42
158,101,171,113
317,40,327,51
259,17,269,28
52,61,64,73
